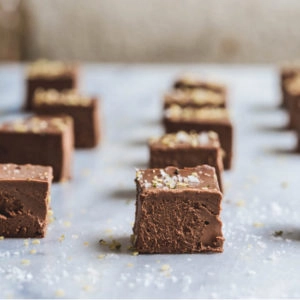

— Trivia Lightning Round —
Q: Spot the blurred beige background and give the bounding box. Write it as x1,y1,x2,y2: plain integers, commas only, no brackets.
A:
1,0,300,63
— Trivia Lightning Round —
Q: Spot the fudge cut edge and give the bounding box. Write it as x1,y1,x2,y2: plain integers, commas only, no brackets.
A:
133,165,224,254
0,164,52,238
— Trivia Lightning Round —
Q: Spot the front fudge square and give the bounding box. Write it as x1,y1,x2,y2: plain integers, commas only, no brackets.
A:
133,165,224,254
25,60,78,110
0,164,52,238
149,131,224,191
33,89,100,148
164,105,233,170
173,73,226,96
0,116,74,182
164,89,226,110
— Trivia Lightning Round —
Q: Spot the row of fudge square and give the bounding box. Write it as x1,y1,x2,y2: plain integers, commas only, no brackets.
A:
0,60,101,182
133,74,233,254
26,60,100,149
281,64,300,150
0,60,101,237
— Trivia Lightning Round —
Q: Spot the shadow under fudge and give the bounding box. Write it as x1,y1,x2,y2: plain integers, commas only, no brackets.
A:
262,224,300,243
98,235,133,254
110,188,136,201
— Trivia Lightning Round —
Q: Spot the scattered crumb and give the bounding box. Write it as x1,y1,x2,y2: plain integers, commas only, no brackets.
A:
55,289,65,297
58,234,65,242
32,239,40,245
30,249,37,255
236,200,245,207
21,259,30,266
84,242,89,247
99,239,107,246
253,222,264,228
24,239,29,247
127,263,134,268
132,251,139,256
63,221,72,228
273,230,283,237
0,236,4,240
97,254,106,260
109,240,121,250
281,181,288,189
82,285,92,292
160,264,170,272
99,239,121,250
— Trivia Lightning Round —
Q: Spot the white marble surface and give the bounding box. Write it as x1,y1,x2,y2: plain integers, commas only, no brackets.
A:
0,64,299,299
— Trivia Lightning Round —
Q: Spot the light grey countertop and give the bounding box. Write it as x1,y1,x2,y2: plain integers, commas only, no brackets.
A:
0,63,299,299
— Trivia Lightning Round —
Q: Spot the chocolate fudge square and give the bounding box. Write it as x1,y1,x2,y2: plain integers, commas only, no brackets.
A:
163,105,233,170
33,89,100,148
164,89,226,110
133,165,224,254
281,64,300,108
0,164,52,238
25,60,78,110
0,116,73,182
173,73,227,95
284,75,300,128
149,131,223,191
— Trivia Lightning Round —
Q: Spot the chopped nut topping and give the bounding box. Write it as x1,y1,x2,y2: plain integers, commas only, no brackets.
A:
165,89,224,106
165,105,229,120
0,116,70,133
27,59,74,78
34,89,92,107
149,131,220,148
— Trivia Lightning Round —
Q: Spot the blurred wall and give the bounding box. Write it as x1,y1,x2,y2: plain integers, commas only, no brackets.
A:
1,0,300,63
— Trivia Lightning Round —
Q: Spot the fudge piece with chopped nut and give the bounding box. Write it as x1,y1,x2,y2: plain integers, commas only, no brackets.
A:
163,105,233,169
0,163,52,238
25,59,78,110
149,131,223,191
133,165,224,254
164,89,226,110
0,116,73,182
173,73,226,95
33,89,100,148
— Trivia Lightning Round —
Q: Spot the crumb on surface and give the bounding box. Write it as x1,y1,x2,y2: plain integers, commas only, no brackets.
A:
32,239,40,245
21,259,30,266
30,249,37,254
63,221,72,228
58,234,65,242
273,230,283,237
55,289,65,297
253,222,264,228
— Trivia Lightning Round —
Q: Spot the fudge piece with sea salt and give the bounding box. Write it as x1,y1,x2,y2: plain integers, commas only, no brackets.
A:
25,59,78,110
163,105,233,170
133,165,224,254
0,116,73,182
149,131,223,191
33,89,100,148
0,164,52,238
